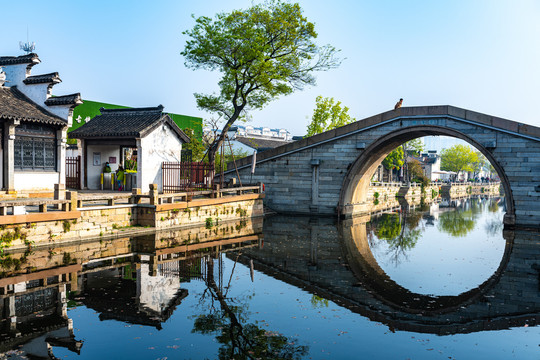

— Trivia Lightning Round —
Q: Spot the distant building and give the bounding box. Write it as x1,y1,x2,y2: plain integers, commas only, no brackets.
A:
203,124,294,155
203,124,293,142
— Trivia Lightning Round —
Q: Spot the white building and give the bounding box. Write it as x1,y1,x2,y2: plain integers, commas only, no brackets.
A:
0,53,81,194
69,105,189,192
203,124,293,141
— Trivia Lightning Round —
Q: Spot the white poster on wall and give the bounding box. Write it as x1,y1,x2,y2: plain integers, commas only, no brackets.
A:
93,152,101,166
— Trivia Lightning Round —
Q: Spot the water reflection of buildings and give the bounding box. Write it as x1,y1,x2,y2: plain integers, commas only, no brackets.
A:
0,218,262,358
421,195,504,225
238,215,539,335
0,265,82,358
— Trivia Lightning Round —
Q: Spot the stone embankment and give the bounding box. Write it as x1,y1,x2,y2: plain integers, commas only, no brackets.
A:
366,182,441,213
366,182,500,214
0,184,264,251
440,182,501,197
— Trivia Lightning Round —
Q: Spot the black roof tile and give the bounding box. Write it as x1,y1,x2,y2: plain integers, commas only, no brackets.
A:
45,93,82,106
234,136,291,151
0,86,67,126
23,72,61,85
69,105,189,142
0,53,40,66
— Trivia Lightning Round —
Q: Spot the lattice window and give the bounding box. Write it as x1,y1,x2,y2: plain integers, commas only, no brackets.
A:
14,135,57,171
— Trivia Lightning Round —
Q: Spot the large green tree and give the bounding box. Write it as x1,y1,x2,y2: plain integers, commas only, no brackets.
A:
305,96,355,136
182,1,341,165
440,144,478,177
471,150,488,178
182,128,206,161
382,147,404,182
403,138,424,157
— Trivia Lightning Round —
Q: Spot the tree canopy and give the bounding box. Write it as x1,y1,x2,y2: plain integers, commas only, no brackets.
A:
404,138,424,157
471,150,488,178
182,0,341,164
382,147,404,170
182,128,206,161
440,144,478,175
305,96,355,136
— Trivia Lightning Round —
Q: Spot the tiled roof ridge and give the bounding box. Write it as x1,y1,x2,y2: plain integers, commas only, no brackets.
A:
23,72,61,85
100,104,164,114
45,93,82,106
0,53,40,66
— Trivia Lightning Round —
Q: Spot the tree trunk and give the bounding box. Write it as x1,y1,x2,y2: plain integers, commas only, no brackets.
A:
207,108,243,168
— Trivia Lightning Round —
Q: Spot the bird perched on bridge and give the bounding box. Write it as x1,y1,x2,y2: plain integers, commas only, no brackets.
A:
394,98,403,110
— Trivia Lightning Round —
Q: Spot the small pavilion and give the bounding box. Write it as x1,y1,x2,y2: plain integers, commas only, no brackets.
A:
69,105,189,192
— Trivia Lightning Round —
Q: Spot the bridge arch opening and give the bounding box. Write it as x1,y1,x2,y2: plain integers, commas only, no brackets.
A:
339,125,514,222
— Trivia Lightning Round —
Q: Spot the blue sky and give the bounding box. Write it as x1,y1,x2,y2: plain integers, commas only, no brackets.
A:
2,0,539,136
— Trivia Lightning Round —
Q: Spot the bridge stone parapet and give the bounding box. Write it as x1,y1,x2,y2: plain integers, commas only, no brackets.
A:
226,106,540,228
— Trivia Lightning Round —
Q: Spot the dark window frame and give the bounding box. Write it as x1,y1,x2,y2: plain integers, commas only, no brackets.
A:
14,123,57,172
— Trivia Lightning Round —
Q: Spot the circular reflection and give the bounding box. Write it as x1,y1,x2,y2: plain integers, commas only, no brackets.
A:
340,196,511,313
368,197,506,296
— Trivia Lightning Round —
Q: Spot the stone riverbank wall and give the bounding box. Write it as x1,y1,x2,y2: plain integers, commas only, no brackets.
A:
0,217,263,278
440,183,500,198
0,189,264,251
362,183,441,214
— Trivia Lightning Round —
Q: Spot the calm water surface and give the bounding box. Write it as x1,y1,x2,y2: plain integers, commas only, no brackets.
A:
1,196,539,359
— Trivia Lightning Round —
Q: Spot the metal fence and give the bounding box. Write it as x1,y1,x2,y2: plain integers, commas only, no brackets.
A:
162,161,214,193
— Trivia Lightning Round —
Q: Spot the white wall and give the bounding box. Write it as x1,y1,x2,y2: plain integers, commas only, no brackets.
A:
137,263,181,313
14,172,59,191
140,123,183,192
3,63,27,88
66,147,81,157
86,145,120,190
21,83,49,108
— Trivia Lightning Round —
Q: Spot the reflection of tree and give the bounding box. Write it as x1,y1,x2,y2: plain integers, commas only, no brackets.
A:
488,198,500,213
310,295,329,308
484,219,503,236
437,210,476,237
192,257,308,359
370,213,422,265
374,214,401,241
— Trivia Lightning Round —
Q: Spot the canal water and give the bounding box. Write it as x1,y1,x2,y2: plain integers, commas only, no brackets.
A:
1,196,539,359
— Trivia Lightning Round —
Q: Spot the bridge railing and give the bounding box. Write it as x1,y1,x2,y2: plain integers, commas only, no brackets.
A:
370,182,421,187
437,181,501,186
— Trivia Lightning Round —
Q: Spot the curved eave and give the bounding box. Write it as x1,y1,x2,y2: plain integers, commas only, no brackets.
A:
0,113,67,127
69,132,141,140
45,93,83,107
23,72,62,85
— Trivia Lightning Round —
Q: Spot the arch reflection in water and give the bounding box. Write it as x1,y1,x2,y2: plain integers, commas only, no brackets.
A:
366,196,507,296
240,212,539,336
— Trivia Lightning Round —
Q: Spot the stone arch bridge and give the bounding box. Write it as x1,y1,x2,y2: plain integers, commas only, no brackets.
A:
227,106,540,228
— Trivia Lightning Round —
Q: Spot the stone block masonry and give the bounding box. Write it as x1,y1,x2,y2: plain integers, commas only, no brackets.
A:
0,217,263,278
0,194,264,251
225,105,534,228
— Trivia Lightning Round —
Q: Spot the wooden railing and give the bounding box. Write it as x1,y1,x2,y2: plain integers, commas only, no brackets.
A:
0,198,73,216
